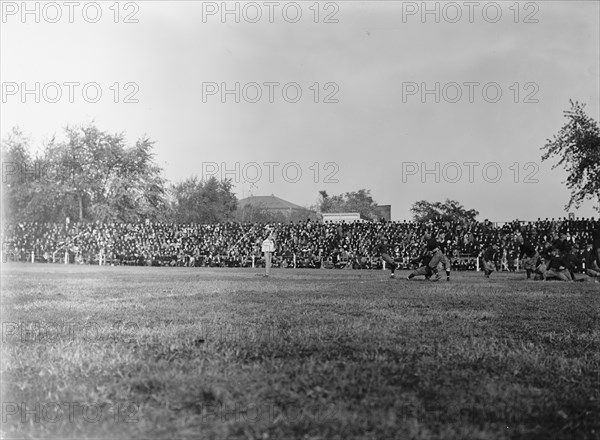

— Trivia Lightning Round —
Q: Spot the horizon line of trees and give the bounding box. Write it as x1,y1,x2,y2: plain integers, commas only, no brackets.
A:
2,101,598,224
0,124,479,225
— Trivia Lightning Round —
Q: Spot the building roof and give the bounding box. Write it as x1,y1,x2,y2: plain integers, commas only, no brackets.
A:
237,195,308,211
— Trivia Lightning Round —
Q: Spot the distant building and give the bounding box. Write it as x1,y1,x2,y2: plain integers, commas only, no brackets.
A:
321,212,371,223
237,194,314,221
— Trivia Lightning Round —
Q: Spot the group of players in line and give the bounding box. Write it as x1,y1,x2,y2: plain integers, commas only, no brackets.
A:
373,227,600,282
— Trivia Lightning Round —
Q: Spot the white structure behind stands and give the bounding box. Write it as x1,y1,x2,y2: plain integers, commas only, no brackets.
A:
321,213,371,223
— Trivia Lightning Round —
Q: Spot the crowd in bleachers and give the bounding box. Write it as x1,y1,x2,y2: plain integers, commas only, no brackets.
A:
2,217,599,273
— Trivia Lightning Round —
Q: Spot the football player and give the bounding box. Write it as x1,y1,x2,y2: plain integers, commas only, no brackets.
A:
481,244,499,278
516,234,539,279
539,248,572,281
426,232,452,281
374,236,398,278
406,251,434,280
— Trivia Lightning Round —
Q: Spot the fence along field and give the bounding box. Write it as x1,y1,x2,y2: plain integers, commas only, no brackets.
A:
1,263,599,439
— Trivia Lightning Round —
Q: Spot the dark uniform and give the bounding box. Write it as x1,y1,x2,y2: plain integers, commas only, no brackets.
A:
593,227,600,268
374,239,397,278
427,236,451,281
542,254,572,281
585,247,600,278
518,240,538,279
426,237,441,252
482,246,498,278
407,252,433,280
553,235,578,280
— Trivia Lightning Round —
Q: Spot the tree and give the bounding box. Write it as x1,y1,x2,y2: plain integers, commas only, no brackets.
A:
316,190,344,213
51,124,171,223
410,199,479,223
316,189,380,219
1,124,170,223
1,127,38,222
541,100,600,212
1,128,70,223
170,176,237,223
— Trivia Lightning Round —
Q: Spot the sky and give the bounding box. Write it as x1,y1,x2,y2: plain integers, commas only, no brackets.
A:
1,0,599,221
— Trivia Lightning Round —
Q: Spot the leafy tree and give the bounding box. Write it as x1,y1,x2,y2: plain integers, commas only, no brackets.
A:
170,176,237,224
51,125,170,223
541,100,600,212
1,128,69,223
411,199,479,223
1,127,37,222
1,124,170,223
316,190,344,213
316,189,380,219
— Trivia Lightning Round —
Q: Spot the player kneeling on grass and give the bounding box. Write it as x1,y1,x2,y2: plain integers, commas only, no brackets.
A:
538,249,572,281
428,248,451,281
482,244,499,278
407,252,433,280
585,256,600,282
423,232,451,281
374,237,398,279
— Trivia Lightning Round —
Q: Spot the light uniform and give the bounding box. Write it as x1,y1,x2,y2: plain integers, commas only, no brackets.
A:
261,237,275,276
261,238,275,252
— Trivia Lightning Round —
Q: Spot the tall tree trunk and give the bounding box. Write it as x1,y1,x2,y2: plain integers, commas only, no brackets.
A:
78,194,83,221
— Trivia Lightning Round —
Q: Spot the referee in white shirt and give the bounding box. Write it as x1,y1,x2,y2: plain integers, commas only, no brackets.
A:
261,228,275,277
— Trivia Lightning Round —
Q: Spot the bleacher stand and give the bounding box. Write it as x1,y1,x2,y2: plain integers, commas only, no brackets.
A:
2,218,598,273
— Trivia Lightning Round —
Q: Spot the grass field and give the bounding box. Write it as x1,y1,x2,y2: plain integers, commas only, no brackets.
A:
1,263,599,440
